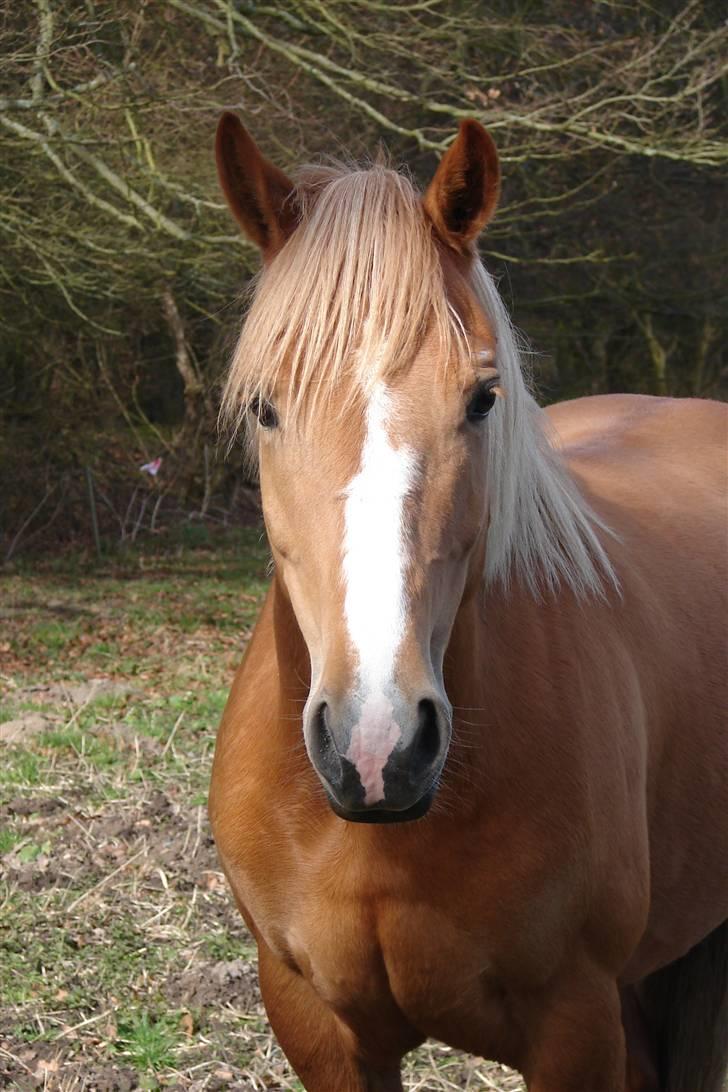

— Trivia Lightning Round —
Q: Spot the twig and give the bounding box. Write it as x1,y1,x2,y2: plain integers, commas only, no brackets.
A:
4,483,55,562
54,1007,113,1041
150,488,166,533
65,844,147,914
200,442,211,518
161,711,184,757
130,493,149,543
85,465,102,557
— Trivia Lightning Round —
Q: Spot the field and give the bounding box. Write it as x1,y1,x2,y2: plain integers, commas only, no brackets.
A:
0,530,524,1091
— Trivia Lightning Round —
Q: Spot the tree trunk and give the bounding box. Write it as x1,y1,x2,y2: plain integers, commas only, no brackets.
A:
162,285,204,432
693,316,716,397
636,313,669,396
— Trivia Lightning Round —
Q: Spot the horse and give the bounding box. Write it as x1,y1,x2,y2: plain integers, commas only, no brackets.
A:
209,112,728,1091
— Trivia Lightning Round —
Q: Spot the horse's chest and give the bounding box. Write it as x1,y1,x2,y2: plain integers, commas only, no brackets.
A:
280,892,505,1052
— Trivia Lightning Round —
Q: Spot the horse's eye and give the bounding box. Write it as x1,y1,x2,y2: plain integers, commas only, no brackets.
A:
249,397,278,429
466,382,497,423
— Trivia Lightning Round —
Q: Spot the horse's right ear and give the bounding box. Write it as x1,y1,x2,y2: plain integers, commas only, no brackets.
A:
215,113,298,258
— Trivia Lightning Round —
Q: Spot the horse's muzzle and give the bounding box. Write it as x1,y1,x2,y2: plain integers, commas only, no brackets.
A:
305,693,450,823
325,785,436,824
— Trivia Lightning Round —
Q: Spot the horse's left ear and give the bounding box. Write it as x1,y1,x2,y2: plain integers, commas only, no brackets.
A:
215,112,298,259
423,120,500,251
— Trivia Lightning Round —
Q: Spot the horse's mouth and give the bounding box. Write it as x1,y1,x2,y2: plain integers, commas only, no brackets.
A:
325,787,434,824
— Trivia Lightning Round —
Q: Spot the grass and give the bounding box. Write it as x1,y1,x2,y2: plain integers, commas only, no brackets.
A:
113,1011,181,1072
0,527,524,1091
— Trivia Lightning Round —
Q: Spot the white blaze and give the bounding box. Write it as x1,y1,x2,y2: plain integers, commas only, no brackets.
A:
342,385,416,803
346,693,401,806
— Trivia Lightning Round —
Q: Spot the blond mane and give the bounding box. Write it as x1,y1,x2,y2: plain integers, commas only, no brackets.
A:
221,164,616,599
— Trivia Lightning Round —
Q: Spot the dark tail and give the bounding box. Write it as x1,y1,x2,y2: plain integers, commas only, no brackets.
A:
642,920,728,1092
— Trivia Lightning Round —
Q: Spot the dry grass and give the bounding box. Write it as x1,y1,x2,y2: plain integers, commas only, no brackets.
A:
0,529,525,1091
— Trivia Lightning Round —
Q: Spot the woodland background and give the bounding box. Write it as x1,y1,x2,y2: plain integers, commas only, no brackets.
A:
1,0,726,559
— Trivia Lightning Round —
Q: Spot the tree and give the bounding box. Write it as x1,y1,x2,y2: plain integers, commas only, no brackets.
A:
1,0,725,554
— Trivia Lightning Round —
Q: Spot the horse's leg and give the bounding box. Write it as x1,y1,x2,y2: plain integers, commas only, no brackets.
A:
520,960,627,1092
620,986,660,1092
257,942,404,1092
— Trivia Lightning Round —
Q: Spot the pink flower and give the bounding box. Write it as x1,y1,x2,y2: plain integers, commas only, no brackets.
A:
140,457,162,476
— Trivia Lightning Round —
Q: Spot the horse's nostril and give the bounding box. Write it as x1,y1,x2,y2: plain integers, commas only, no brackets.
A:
416,699,441,768
314,701,330,750
310,701,342,784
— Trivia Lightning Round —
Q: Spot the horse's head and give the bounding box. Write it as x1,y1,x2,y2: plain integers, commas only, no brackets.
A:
217,115,502,822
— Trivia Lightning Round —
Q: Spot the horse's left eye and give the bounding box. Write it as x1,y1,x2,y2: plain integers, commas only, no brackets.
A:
466,382,497,423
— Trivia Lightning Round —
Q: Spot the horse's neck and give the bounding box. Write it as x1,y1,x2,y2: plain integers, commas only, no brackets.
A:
271,575,312,700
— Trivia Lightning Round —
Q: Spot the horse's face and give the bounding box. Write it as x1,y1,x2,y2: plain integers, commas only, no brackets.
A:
216,114,500,821
258,326,498,821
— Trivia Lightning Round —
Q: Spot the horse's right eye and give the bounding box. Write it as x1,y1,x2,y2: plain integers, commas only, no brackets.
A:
249,398,278,429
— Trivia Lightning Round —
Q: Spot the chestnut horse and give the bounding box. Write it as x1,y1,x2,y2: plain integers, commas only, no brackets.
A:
209,113,728,1091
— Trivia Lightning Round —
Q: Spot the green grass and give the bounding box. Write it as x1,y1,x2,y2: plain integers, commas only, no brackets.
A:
0,749,41,785
0,529,283,1086
0,826,21,853
114,1010,181,1072
203,929,258,963
27,619,82,655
